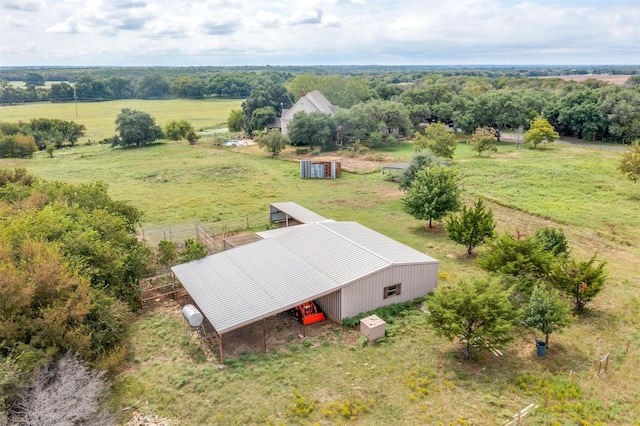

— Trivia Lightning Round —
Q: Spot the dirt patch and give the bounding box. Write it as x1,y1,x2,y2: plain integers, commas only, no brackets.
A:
165,294,358,360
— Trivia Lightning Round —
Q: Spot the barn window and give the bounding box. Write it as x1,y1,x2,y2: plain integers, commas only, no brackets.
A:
384,284,401,299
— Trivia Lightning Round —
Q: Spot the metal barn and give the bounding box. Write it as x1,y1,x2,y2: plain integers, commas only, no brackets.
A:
172,208,438,356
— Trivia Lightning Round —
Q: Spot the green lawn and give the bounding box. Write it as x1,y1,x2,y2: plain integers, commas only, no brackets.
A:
2,113,640,424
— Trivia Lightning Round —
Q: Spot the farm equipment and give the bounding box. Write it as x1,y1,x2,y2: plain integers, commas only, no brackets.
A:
293,301,326,325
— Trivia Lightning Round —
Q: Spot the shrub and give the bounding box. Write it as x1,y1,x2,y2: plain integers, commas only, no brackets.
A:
342,300,418,327
9,353,113,426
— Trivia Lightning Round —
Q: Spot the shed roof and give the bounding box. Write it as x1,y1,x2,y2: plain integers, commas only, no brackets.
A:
270,201,329,224
172,221,437,335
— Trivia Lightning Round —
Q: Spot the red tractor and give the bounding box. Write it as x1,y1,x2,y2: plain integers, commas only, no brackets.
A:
293,301,325,325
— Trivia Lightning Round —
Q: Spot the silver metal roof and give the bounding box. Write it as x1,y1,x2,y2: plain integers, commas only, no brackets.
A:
172,221,437,335
270,202,329,224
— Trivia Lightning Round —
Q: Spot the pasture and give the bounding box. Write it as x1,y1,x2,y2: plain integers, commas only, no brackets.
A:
2,110,640,423
0,98,242,143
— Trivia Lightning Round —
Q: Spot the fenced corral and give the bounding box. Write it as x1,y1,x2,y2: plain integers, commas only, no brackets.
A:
139,272,182,308
138,213,271,251
222,233,262,250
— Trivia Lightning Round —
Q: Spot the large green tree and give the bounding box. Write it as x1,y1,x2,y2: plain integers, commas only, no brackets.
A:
334,104,378,146
135,74,170,99
74,75,114,101
241,83,292,135
521,283,572,347
413,123,457,159
248,106,277,135
468,126,497,156
525,118,559,149
287,111,336,151
286,74,371,108
367,99,412,137
425,278,516,360
24,73,45,87
546,87,607,140
114,108,164,147
459,90,530,141
402,165,461,228
227,109,244,133
446,198,495,255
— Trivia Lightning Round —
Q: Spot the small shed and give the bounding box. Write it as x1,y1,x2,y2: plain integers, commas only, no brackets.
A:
300,160,341,179
360,314,386,342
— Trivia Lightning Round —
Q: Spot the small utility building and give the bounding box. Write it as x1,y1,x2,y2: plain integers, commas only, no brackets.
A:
172,205,438,346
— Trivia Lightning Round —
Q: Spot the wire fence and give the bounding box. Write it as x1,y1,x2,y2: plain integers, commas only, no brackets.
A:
138,213,272,250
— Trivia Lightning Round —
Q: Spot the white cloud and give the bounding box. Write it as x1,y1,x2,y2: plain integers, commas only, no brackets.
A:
46,17,81,34
289,8,323,25
3,0,640,65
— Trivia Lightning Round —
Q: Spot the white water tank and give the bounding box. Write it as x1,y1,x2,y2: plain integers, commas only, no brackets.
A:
182,304,203,327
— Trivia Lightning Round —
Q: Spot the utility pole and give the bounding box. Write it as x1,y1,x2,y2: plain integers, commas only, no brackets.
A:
74,85,78,118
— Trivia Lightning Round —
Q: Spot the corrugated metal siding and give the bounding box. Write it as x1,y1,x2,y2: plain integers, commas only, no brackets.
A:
320,222,438,264
340,263,439,319
315,290,342,322
273,223,389,283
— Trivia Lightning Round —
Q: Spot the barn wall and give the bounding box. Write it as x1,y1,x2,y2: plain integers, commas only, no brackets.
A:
340,263,439,320
315,289,342,322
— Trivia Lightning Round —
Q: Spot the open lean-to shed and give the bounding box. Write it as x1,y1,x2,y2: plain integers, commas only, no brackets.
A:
172,217,438,358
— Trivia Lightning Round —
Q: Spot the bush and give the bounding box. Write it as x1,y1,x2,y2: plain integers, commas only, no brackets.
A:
342,300,419,327
0,134,38,158
181,238,207,262
9,353,113,426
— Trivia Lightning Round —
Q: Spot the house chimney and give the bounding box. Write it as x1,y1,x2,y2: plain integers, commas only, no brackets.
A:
300,88,306,97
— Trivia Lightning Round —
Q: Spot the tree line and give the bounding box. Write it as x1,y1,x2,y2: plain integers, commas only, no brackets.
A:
238,73,640,149
0,71,291,104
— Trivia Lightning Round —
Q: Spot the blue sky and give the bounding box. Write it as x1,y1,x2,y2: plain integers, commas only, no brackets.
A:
1,0,638,66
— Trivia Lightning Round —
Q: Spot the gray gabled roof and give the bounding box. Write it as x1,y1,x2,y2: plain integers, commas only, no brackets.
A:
304,90,338,114
281,90,338,120
172,221,437,335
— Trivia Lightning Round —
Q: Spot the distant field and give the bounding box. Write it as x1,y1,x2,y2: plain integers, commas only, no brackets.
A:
0,98,243,143
538,74,631,85
7,80,65,88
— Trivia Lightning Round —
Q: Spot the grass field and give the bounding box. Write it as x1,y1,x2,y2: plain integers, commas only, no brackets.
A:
0,98,242,143
2,111,640,423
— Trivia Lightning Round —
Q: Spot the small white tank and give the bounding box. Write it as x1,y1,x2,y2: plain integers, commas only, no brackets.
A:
182,304,203,327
